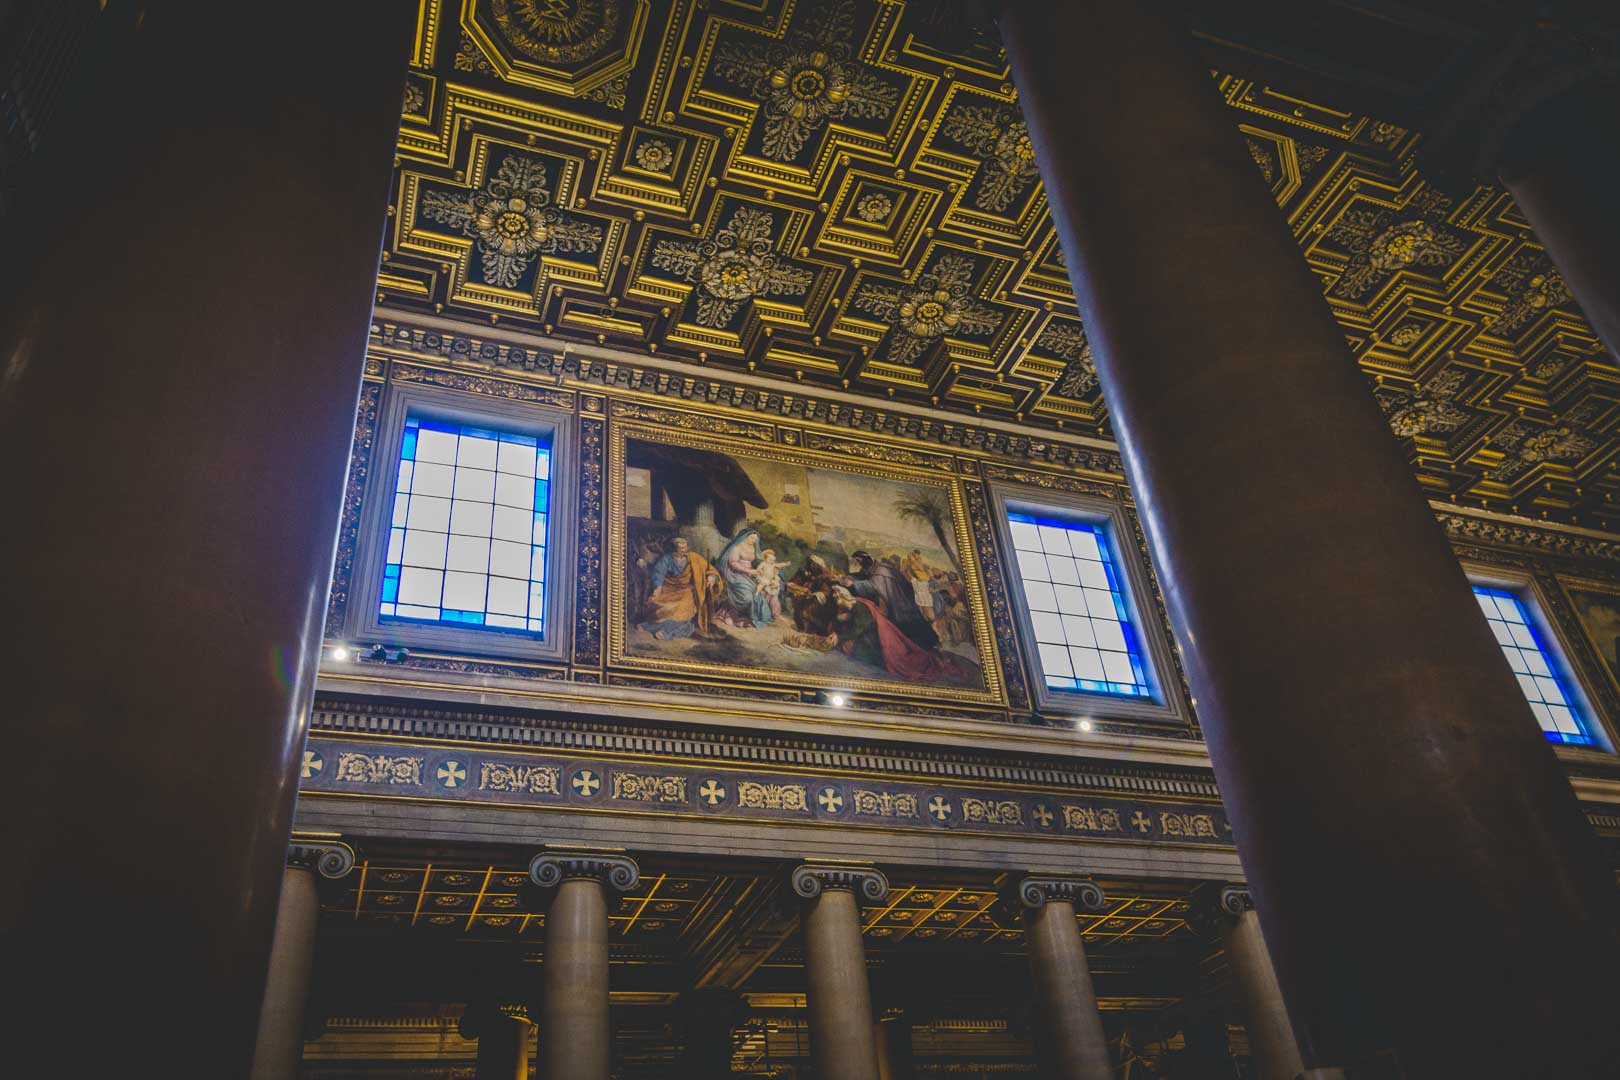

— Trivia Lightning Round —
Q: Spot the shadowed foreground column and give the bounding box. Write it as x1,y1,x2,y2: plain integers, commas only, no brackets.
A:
250,841,356,1080
0,3,410,1074
1497,85,1620,362
1014,877,1112,1080
530,851,640,1080
997,2,1620,1076
1217,887,1304,1080
460,1005,532,1080
792,864,889,1080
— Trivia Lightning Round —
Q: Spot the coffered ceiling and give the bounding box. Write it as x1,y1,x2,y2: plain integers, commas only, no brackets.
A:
380,0,1620,527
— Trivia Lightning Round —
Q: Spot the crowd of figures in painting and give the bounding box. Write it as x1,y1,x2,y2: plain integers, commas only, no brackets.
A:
622,436,984,691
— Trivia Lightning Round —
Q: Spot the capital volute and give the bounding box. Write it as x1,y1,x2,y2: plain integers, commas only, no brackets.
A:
790,863,889,903
528,849,640,892
1012,875,1106,913
1218,884,1254,919
287,838,356,879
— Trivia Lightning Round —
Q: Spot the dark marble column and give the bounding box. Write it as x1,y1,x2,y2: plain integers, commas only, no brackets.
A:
997,3,1620,1076
1,4,410,1074
792,864,888,1080
873,1008,914,1080
1216,887,1304,1080
676,988,748,1077
460,1005,532,1080
1497,85,1620,361
1014,877,1112,1080
530,851,640,1080
250,841,356,1080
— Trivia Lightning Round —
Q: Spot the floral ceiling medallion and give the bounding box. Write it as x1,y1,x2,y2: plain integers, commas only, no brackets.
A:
421,153,603,289
651,206,814,328
942,104,1040,213
1327,197,1468,300
1040,321,1096,398
853,253,1000,364
490,0,621,64
711,0,899,163
1382,368,1470,438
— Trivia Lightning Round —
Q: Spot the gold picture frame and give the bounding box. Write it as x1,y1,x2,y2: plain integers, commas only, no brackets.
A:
1556,575,1620,713
605,409,1007,707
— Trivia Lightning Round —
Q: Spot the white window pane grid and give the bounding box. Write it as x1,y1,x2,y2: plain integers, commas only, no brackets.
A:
379,416,552,635
1471,586,1594,746
1008,512,1153,698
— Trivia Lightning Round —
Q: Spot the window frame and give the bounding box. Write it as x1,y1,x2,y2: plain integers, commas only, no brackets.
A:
1464,562,1612,752
343,381,576,663
988,483,1189,726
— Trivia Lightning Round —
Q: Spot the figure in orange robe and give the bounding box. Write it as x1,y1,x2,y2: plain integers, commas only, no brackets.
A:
639,536,718,639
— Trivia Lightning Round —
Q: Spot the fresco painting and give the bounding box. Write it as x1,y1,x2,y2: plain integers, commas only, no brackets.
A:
622,437,985,691
1567,583,1620,693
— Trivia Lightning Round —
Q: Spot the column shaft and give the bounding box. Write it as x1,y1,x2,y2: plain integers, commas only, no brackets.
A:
1024,899,1112,1080
250,867,321,1080
873,1015,913,1080
1222,910,1305,1080
998,3,1620,1074
803,888,881,1080
476,1015,530,1080
1,4,410,1074
541,878,612,1080
1498,90,1620,361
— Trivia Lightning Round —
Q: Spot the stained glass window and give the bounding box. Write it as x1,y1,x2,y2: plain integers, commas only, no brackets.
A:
1472,586,1594,746
1007,511,1155,698
380,416,551,634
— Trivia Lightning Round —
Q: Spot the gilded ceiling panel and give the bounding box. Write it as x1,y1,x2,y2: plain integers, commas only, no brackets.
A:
381,0,1620,528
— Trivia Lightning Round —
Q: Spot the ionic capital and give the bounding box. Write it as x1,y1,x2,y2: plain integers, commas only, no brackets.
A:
1218,884,1254,919
1013,875,1105,913
528,849,640,892
286,838,356,879
790,863,889,903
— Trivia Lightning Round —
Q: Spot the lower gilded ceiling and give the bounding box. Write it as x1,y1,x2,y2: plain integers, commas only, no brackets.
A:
379,0,1620,527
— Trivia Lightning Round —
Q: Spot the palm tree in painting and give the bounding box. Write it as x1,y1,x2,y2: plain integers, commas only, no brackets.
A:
894,490,958,566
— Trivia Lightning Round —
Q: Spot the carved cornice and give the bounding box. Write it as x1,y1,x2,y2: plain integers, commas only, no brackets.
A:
368,316,1125,476
1013,875,1105,913
1435,507,1620,563
287,839,356,879
310,696,1223,796
529,849,640,891
790,863,889,903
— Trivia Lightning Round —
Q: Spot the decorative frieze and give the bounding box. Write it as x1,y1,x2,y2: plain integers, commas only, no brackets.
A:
961,797,1024,826
300,735,1235,847
479,762,562,795
737,781,811,812
790,863,890,902
529,849,640,891
852,790,919,819
611,772,687,802
334,752,423,786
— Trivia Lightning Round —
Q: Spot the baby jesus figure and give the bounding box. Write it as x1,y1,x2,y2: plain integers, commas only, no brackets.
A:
750,549,786,626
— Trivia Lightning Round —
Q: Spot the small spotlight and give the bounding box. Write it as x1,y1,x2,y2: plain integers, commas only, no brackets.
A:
1078,718,1093,732
331,646,351,662
825,692,849,708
